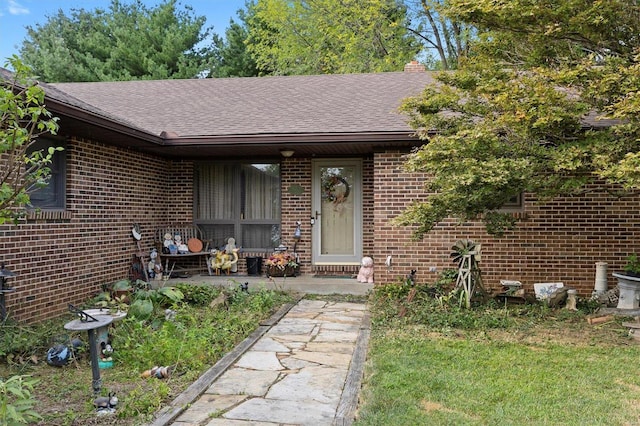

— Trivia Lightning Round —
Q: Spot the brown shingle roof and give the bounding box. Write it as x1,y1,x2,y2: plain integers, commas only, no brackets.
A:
51,72,436,138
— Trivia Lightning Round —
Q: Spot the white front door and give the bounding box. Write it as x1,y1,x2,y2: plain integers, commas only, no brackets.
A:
311,159,362,265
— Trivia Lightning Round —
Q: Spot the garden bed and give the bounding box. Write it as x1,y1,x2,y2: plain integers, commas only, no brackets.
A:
0,283,293,425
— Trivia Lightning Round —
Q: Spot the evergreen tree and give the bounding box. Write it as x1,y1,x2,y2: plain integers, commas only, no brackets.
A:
19,0,215,82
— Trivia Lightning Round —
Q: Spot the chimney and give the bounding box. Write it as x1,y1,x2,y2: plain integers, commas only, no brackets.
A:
404,60,425,73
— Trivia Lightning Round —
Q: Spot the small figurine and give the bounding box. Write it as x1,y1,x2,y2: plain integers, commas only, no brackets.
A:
357,256,374,284
175,234,189,254
162,233,173,254
211,248,239,275
148,249,163,280
225,237,238,273
94,392,118,411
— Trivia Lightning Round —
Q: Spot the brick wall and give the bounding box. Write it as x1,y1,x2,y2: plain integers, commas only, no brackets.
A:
6,140,635,323
166,160,194,223
373,150,640,297
0,137,170,323
280,157,312,274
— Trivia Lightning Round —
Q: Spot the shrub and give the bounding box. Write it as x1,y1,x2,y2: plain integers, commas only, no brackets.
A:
174,283,220,306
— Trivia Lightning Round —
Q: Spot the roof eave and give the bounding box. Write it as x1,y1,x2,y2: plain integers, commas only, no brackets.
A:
46,99,165,148
149,131,425,159
161,131,419,145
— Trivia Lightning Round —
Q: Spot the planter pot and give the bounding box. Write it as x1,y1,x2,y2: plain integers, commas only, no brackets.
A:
266,265,298,277
246,257,263,276
612,272,640,309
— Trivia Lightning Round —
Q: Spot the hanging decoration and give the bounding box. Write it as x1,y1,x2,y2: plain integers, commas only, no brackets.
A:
322,174,350,204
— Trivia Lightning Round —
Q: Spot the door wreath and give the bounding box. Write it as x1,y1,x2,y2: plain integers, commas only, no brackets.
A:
322,175,350,204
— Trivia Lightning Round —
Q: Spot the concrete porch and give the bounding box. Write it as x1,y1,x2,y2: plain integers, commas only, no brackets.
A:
157,273,374,296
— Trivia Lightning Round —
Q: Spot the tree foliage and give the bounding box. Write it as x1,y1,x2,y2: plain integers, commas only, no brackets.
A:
19,0,214,82
209,9,259,78
405,0,473,69
396,0,640,237
246,0,420,75
1,57,60,224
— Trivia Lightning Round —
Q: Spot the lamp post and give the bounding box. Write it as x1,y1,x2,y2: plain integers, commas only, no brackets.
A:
0,263,16,321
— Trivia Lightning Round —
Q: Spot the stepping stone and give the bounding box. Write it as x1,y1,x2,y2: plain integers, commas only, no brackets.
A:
251,337,290,352
313,330,359,343
235,351,284,371
306,341,355,354
224,397,335,425
207,369,281,396
174,394,247,424
266,365,346,405
291,350,353,368
205,419,282,425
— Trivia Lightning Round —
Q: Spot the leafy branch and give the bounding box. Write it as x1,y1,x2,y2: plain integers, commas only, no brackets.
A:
1,56,60,224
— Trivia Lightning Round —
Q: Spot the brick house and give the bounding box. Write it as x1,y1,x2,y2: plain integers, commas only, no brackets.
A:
1,64,637,323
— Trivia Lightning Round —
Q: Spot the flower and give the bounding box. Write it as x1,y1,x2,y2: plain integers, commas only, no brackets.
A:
264,251,298,270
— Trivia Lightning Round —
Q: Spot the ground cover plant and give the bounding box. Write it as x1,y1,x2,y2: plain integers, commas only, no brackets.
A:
355,276,640,425
0,282,293,425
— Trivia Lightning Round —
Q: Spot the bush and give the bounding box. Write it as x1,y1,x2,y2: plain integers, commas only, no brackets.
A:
174,283,220,306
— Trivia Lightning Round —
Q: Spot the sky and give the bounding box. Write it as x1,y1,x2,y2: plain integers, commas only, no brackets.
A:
0,0,246,65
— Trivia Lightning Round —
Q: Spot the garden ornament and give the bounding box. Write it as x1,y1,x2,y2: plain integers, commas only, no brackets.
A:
163,233,173,254
211,249,239,275
46,344,72,367
225,237,238,273
94,392,118,411
174,234,189,254
357,256,374,284
148,248,163,279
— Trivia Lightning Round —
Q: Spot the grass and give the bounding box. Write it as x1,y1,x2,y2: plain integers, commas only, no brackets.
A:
5,275,640,425
0,282,293,425
355,280,640,426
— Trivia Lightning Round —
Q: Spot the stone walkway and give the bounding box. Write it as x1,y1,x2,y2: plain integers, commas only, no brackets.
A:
159,299,369,426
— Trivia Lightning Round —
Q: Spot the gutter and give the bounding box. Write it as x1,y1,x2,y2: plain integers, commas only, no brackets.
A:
159,131,422,146
45,98,165,146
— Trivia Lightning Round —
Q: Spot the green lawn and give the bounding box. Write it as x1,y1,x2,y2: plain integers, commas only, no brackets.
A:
356,285,640,425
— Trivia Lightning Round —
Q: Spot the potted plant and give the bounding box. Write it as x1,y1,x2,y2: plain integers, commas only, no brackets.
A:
623,254,640,277
612,254,640,309
264,251,299,277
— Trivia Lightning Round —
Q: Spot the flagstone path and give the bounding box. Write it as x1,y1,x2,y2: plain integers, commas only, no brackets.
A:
166,299,369,426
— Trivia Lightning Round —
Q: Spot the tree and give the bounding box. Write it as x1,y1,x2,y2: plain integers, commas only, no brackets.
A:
404,0,474,69
1,57,60,224
209,10,259,78
246,0,419,75
19,0,215,82
395,0,640,237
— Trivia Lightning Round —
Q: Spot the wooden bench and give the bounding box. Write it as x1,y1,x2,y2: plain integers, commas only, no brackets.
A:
155,224,212,276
